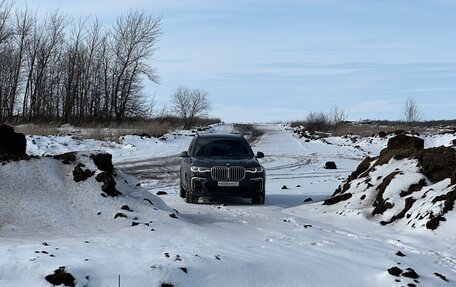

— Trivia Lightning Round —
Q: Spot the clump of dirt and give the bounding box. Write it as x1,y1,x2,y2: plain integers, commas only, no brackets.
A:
0,124,30,162
73,163,95,182
324,161,337,169
434,272,449,282
323,193,352,205
388,266,403,277
386,134,424,150
418,146,456,182
0,124,26,156
91,153,114,172
53,152,77,164
96,172,120,196
45,266,75,287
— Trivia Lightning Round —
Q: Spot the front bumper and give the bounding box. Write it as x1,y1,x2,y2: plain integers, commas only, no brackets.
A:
190,176,265,198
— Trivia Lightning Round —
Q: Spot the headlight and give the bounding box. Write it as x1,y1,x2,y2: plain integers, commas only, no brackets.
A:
190,166,211,173
246,167,264,173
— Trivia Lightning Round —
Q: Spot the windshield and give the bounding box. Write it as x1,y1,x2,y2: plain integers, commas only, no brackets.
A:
192,138,254,158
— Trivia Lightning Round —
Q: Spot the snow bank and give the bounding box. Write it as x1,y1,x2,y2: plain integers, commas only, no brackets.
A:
0,153,171,238
315,134,456,232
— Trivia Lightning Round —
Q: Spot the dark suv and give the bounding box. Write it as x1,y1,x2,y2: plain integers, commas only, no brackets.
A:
179,133,265,204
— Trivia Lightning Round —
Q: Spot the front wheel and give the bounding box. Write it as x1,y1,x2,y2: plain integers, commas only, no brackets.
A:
179,181,186,198
185,189,199,204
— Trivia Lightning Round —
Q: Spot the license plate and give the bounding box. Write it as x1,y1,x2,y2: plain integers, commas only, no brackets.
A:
217,181,239,187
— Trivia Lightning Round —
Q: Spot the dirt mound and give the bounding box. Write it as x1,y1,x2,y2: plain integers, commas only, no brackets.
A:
0,152,170,237
324,134,456,231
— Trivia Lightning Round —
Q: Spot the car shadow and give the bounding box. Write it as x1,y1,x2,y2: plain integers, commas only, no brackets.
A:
194,193,330,209
265,194,330,208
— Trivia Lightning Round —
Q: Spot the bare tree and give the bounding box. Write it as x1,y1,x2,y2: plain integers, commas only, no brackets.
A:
0,4,161,124
110,10,161,123
304,111,329,132
9,6,33,121
403,96,422,123
171,86,211,129
329,105,348,125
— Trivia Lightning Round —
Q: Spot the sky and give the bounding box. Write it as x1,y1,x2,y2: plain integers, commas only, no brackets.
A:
15,0,456,122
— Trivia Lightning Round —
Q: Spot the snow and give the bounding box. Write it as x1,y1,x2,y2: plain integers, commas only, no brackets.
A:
1,124,455,286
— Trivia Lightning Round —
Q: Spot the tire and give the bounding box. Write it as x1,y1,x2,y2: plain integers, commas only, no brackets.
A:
185,189,198,204
179,181,186,198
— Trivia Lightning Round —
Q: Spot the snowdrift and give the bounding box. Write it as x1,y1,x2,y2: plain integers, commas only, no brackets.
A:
320,134,456,231
0,152,171,238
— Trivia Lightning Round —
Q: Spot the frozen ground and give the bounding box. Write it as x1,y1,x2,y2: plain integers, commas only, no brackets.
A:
0,124,455,286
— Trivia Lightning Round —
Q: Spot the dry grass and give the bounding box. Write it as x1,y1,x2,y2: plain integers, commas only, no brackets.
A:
291,120,455,137
14,124,63,137
12,120,171,142
332,122,455,136
10,117,221,142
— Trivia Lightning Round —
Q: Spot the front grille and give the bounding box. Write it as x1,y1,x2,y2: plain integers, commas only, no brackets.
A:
211,166,228,181
211,166,246,181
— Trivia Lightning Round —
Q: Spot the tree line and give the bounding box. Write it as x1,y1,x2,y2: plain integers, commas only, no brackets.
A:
0,1,161,124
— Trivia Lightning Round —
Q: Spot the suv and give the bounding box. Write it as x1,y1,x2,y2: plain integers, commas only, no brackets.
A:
179,133,265,204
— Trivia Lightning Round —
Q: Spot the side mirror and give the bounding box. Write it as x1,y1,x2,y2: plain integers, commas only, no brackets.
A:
256,151,265,159
180,151,189,158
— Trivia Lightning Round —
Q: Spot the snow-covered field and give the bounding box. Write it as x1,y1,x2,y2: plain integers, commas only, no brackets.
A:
1,124,455,286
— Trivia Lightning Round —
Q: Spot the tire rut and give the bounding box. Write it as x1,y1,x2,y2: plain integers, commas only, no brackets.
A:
116,155,181,182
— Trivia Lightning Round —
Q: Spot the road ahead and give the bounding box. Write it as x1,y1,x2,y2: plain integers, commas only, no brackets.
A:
114,124,456,287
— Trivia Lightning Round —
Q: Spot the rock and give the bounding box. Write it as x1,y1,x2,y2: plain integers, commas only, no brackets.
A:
395,251,406,257
434,272,449,282
156,191,168,195
0,124,26,156
121,205,132,212
90,153,114,172
114,213,127,219
45,266,75,287
281,185,288,190
387,266,403,277
324,161,337,169
402,268,419,279
303,197,313,203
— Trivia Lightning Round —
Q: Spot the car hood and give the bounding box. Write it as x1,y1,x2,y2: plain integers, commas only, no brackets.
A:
191,157,262,168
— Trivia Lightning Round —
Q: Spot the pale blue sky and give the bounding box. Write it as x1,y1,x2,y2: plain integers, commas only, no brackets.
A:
17,0,456,122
